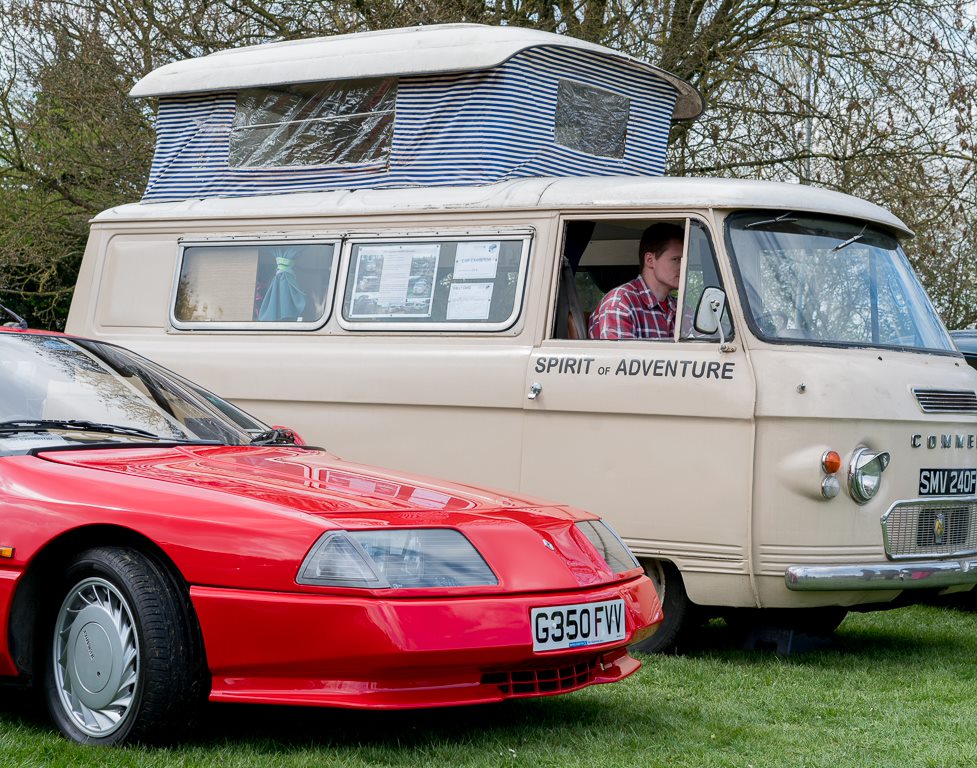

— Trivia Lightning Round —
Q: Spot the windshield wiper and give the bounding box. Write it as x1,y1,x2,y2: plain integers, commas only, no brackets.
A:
830,225,868,252
745,211,797,229
0,419,162,439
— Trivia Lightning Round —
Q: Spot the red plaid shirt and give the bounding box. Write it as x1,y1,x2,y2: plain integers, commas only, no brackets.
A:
588,276,676,340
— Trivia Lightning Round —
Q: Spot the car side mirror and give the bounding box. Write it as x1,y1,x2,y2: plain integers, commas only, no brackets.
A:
694,287,727,345
272,425,306,446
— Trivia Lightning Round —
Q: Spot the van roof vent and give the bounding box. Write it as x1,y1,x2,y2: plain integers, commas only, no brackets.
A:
912,388,977,414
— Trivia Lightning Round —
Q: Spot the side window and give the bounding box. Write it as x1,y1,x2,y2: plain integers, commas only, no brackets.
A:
555,218,731,342
554,80,629,159
339,236,530,330
229,79,397,168
173,240,337,328
679,221,733,341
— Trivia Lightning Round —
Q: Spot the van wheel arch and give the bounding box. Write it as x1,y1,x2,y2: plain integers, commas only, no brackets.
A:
631,559,698,654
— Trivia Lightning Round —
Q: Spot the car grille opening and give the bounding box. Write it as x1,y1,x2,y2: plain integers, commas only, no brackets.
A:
912,388,977,414
883,500,977,558
481,659,597,696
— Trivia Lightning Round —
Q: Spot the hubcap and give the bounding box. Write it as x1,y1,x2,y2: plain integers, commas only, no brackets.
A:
53,577,139,737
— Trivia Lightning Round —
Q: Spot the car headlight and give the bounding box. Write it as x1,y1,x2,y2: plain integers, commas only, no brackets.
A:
848,447,891,504
297,529,497,589
575,520,639,573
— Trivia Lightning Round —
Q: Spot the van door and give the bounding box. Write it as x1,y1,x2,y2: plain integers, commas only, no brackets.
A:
521,217,758,608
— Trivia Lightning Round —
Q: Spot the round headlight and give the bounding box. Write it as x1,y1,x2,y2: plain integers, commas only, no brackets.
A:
848,448,890,504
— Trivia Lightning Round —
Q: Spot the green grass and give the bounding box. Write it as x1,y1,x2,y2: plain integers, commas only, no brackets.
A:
3,604,977,767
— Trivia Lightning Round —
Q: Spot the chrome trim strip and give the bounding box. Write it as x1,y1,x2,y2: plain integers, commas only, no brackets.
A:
785,557,977,591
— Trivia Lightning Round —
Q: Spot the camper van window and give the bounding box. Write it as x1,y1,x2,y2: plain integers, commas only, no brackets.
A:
340,237,530,330
554,80,629,159
173,241,337,328
229,79,397,168
559,219,728,342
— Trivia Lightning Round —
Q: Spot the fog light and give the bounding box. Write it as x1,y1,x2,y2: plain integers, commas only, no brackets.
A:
848,447,890,504
821,475,841,499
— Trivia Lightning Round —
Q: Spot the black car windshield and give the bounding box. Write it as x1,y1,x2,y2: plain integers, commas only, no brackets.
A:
727,212,955,353
0,333,261,453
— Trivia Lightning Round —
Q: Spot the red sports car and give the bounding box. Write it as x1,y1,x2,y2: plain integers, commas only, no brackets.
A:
0,327,661,745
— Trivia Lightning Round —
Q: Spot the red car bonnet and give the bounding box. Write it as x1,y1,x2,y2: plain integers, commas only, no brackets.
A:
34,443,622,589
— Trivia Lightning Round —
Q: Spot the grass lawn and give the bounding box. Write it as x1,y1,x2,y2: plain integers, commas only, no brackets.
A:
2,604,976,767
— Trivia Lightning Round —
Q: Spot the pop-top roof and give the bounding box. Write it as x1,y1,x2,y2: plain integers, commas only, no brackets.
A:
130,23,703,120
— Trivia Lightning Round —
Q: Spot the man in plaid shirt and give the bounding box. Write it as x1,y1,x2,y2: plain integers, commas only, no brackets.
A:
588,223,685,340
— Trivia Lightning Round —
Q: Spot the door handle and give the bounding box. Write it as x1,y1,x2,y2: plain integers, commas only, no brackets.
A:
527,382,542,400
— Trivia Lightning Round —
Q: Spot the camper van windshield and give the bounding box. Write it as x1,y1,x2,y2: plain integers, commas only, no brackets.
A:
727,212,954,353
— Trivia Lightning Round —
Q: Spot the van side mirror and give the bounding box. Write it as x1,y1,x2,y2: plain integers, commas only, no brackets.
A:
694,287,727,345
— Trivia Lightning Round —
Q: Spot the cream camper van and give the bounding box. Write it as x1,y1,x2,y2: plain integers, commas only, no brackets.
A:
68,25,977,651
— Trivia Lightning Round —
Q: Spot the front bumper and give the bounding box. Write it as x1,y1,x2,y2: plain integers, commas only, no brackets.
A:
785,557,977,591
191,575,659,708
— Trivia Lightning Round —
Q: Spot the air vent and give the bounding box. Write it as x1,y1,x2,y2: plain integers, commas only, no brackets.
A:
912,388,977,414
481,659,597,696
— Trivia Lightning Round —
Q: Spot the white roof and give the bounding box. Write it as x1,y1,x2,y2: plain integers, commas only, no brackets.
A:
94,176,911,235
129,23,703,120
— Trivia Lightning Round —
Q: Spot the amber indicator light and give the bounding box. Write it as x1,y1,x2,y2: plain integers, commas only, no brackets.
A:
0,547,13,559
822,450,842,475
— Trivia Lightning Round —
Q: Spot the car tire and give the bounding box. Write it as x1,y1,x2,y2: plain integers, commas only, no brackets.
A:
42,547,203,745
630,559,696,654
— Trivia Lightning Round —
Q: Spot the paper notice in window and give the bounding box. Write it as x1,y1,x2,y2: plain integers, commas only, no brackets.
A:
447,282,494,320
349,243,440,318
453,242,500,280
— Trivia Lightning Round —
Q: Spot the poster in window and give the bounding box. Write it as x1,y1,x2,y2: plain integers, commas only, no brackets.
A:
349,243,440,318
454,242,500,280
446,282,494,320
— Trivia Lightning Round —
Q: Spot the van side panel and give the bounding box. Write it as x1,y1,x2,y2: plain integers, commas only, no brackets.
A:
71,214,553,494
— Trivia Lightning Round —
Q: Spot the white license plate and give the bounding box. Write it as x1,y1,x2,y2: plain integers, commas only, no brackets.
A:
531,598,626,652
919,468,977,496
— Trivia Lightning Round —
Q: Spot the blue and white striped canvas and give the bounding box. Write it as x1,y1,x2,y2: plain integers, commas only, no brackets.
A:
142,46,678,202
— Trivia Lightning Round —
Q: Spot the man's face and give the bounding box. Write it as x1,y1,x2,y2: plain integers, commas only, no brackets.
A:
646,239,684,292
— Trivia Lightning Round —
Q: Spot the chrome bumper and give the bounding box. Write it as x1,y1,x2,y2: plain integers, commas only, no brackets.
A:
785,557,977,591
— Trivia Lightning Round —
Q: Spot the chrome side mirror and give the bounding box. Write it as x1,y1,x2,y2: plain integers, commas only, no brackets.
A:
694,287,727,345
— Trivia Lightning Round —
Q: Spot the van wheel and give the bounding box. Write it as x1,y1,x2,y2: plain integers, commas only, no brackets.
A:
631,560,693,654
43,547,202,745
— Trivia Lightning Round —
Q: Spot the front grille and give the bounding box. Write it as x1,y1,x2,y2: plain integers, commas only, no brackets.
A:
481,659,596,696
912,388,977,414
882,499,977,559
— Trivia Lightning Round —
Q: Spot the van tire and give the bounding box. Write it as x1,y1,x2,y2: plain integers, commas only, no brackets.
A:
631,560,693,654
